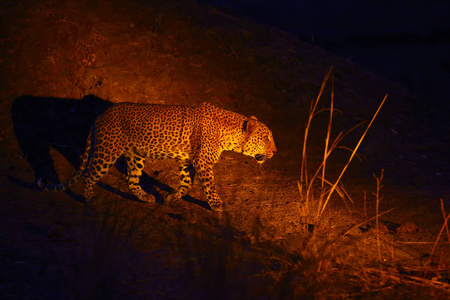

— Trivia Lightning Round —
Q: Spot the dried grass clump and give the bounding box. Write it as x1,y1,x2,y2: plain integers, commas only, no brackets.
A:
291,67,450,297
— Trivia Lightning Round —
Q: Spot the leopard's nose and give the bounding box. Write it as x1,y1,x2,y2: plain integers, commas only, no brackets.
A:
270,141,277,152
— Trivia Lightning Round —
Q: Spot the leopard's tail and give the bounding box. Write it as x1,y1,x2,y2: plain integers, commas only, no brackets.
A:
38,127,95,192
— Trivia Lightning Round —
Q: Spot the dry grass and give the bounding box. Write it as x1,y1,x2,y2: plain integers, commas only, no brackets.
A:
291,67,450,297
298,66,388,222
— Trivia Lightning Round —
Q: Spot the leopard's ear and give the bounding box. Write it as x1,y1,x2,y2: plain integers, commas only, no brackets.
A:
243,116,258,136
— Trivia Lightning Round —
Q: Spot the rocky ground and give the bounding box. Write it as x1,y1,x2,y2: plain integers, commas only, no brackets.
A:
0,0,449,299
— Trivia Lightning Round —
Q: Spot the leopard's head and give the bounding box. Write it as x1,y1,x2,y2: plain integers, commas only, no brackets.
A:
241,116,277,164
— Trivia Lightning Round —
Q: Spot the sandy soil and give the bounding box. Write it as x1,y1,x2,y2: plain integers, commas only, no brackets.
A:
1,0,449,299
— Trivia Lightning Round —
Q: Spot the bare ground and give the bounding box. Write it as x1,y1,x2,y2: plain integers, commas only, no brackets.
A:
1,0,449,299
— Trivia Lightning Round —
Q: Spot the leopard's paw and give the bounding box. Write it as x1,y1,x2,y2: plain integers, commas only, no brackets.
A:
140,194,156,203
208,201,224,212
165,192,181,204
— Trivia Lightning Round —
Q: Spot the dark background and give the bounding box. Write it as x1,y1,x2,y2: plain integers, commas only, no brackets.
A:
199,0,450,115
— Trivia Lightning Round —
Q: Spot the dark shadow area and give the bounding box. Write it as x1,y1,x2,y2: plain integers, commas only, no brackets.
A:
7,174,86,203
10,95,208,208
11,95,113,182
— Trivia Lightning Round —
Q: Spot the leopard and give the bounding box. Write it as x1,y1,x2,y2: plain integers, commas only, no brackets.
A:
38,101,277,211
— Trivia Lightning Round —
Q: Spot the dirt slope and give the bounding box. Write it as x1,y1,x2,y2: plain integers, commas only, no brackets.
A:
1,0,449,298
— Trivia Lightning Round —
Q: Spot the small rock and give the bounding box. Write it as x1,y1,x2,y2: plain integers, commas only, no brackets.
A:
396,222,420,234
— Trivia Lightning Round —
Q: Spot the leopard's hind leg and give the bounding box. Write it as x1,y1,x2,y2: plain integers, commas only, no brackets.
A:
125,153,155,203
83,151,119,202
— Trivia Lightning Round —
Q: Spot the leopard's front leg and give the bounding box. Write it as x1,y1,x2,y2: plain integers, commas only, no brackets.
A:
193,162,223,211
166,160,195,204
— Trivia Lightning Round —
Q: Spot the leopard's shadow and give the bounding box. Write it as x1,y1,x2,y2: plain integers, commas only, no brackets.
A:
9,95,207,209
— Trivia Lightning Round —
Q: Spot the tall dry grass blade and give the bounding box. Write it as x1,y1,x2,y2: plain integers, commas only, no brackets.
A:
425,199,450,276
440,198,450,245
296,180,309,231
299,66,333,228
373,169,384,264
307,132,342,190
322,73,334,189
318,94,388,217
318,72,334,215
300,66,333,197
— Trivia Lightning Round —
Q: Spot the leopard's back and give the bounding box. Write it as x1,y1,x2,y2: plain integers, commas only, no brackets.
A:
96,102,195,159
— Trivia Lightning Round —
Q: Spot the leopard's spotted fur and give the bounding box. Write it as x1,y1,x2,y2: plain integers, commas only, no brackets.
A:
38,102,276,211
